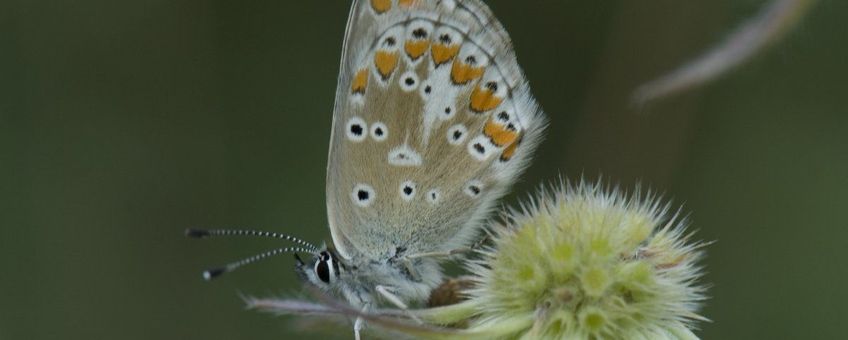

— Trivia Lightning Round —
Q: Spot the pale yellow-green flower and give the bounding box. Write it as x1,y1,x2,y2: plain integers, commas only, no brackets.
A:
246,181,708,339
412,181,708,339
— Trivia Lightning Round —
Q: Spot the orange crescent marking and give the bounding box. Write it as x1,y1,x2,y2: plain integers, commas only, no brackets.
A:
374,51,399,80
500,136,522,161
398,0,415,7
431,44,460,66
351,68,368,94
370,0,392,13
483,119,518,147
470,85,503,112
404,40,430,61
450,61,485,85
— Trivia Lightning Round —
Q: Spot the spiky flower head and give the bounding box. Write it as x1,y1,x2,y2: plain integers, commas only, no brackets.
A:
247,181,708,339
414,181,708,339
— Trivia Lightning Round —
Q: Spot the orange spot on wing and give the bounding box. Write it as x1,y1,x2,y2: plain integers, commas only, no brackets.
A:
374,51,399,80
483,119,518,147
398,0,415,7
351,68,368,94
500,136,522,161
371,0,391,13
470,85,503,112
405,40,429,61
431,43,460,66
450,61,484,85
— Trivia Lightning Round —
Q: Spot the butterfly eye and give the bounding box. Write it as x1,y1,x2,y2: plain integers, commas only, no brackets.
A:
315,259,331,283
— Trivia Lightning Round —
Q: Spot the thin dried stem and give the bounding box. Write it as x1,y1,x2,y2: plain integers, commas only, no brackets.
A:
632,0,817,105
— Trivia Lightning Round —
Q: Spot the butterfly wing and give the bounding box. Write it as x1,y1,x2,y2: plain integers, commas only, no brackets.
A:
326,0,546,260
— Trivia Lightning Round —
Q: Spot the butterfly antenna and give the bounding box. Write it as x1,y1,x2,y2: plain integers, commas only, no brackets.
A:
201,246,314,281
185,228,318,252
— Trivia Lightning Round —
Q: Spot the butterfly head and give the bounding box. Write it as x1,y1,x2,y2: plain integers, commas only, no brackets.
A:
294,246,344,289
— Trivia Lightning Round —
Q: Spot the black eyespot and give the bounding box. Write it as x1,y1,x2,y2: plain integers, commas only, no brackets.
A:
498,111,509,121
439,34,451,44
453,130,463,140
485,81,498,91
316,260,330,283
412,28,427,39
357,190,370,201
444,107,452,114
465,55,477,64
350,124,363,135
424,85,432,94
374,127,384,136
386,37,396,47
468,185,481,195
473,143,485,154
506,123,516,131
399,181,417,200
405,77,415,85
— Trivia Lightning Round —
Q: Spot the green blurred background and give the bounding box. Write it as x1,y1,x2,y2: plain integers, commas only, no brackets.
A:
2,0,846,339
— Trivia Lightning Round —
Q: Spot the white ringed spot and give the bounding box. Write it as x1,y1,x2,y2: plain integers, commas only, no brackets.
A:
464,180,484,198
345,117,368,142
351,183,376,207
447,124,468,145
370,122,388,142
467,135,497,161
399,71,419,92
399,180,417,201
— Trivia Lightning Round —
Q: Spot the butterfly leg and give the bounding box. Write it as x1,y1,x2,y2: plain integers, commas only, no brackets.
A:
406,247,471,260
407,234,490,260
375,285,423,324
354,315,364,340
353,301,373,340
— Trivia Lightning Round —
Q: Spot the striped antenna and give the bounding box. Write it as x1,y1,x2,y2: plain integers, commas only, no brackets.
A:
185,228,318,252
201,246,315,281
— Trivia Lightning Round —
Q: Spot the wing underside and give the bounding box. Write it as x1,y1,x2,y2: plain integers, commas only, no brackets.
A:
325,0,546,260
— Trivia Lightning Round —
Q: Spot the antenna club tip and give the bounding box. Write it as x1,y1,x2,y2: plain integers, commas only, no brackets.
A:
203,268,226,281
186,228,211,238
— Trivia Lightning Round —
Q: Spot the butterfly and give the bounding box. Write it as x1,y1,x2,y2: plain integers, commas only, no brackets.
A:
188,0,545,338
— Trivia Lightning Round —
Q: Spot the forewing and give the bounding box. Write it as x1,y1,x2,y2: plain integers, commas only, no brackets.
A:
326,0,546,260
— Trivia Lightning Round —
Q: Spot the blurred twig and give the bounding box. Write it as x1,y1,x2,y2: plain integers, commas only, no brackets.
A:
632,0,817,105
